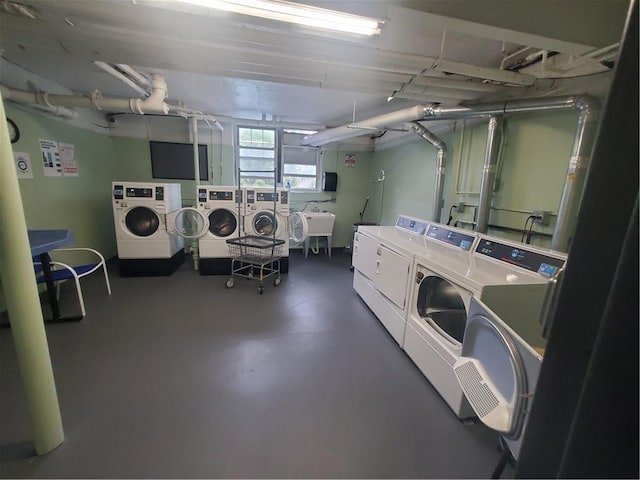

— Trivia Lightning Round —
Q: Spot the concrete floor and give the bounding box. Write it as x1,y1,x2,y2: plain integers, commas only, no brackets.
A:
1,250,506,478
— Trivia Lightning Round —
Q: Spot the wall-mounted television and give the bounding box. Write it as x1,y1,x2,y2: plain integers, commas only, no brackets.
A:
150,141,209,180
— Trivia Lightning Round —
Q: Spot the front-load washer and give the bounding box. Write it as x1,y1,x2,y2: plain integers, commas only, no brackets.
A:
404,225,566,418
454,297,544,463
244,187,290,272
352,215,430,346
197,185,243,275
113,181,209,276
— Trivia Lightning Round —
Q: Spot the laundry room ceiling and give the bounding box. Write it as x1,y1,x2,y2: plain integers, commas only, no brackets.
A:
0,0,630,128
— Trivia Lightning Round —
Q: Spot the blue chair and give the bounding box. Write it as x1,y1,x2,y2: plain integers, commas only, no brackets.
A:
33,248,112,317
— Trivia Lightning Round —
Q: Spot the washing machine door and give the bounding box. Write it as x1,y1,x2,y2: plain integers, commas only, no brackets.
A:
166,207,210,239
124,206,160,237
253,210,277,237
288,211,309,243
207,208,238,238
415,272,469,345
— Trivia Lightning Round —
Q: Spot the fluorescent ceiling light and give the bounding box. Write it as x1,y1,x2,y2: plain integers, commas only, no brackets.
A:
174,0,383,36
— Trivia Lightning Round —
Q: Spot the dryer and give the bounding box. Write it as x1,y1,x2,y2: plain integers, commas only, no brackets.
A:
244,187,290,272
112,181,208,276
352,215,430,346
197,185,243,275
454,297,544,462
404,226,566,418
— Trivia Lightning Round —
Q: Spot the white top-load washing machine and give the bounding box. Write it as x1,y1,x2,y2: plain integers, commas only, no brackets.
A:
112,181,209,276
244,187,290,272
352,215,430,346
197,185,243,275
404,226,566,418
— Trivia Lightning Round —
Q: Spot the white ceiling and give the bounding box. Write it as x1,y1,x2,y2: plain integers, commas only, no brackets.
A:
0,0,630,128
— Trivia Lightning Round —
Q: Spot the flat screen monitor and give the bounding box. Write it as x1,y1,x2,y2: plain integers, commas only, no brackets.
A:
150,141,208,181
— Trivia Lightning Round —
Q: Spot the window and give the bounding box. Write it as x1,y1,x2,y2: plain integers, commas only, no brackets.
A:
235,126,321,190
237,127,276,187
282,145,320,190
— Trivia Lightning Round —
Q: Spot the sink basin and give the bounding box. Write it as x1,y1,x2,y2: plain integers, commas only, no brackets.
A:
303,212,336,236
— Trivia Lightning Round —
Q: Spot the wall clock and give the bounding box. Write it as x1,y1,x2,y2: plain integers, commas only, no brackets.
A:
7,117,20,144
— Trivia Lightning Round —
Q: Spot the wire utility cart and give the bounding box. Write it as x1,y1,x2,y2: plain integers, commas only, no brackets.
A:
226,166,283,294
225,236,284,293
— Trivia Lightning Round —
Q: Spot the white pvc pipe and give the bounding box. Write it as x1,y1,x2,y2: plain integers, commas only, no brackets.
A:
0,93,64,454
191,117,200,271
0,74,170,115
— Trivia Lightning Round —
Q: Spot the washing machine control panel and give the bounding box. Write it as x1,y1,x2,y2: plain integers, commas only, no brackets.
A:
124,187,154,198
475,239,565,278
426,225,476,250
209,190,233,201
114,184,124,200
155,187,164,201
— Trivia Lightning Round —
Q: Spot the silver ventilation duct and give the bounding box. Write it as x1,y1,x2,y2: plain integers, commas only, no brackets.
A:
410,122,447,223
303,95,597,252
476,116,503,233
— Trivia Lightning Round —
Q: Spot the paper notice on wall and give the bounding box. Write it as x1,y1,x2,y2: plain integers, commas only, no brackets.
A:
14,152,33,179
59,143,78,176
40,139,62,176
344,153,356,167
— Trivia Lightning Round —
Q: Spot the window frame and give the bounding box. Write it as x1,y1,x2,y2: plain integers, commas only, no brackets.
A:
235,125,279,187
234,125,322,191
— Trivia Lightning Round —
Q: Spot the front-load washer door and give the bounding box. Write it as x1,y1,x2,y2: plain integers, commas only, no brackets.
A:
208,208,238,238
167,207,210,239
288,211,309,243
125,206,160,237
253,211,277,237
415,273,469,346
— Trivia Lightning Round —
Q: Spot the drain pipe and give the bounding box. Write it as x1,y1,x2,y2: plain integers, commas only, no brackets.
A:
0,74,170,114
191,116,200,271
476,116,504,233
410,122,447,223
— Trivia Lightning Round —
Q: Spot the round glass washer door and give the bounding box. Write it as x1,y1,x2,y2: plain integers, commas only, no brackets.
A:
253,211,277,237
125,207,160,237
288,211,309,243
208,209,237,238
167,207,210,239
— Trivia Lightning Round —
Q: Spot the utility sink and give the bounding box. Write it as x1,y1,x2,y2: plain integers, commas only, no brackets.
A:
303,212,336,236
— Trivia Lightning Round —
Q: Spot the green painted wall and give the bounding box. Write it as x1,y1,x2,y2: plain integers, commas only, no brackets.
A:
371,110,579,249
6,105,117,257
112,136,218,207
289,149,374,249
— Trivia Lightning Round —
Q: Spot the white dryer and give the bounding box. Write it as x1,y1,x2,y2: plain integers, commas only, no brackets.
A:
112,181,208,276
454,297,544,463
352,216,430,346
244,187,290,272
197,185,243,275
404,226,566,418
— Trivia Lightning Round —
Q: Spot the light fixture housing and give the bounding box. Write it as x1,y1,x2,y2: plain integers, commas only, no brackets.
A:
174,0,383,36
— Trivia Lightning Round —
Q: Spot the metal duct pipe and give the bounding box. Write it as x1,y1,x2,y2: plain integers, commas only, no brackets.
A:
0,74,170,115
410,122,447,223
551,99,599,251
476,116,503,233
301,104,430,146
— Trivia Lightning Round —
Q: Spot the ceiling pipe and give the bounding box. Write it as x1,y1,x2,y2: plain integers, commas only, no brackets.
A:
476,116,503,234
0,74,170,115
303,95,597,252
410,122,447,223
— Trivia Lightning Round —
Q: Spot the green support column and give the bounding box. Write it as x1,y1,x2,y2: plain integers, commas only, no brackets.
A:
0,96,64,453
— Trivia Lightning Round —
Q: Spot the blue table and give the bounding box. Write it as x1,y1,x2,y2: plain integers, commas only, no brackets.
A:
29,229,79,322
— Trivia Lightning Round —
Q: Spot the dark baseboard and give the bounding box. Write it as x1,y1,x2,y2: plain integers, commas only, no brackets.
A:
118,250,185,277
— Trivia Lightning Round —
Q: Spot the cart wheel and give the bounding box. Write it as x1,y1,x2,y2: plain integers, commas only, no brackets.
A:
274,277,281,286
258,285,264,294
226,279,234,289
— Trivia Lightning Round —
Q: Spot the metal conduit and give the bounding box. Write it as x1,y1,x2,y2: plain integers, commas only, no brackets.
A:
302,95,597,252
476,116,503,233
410,122,447,223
